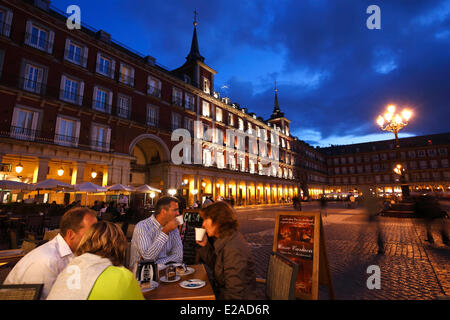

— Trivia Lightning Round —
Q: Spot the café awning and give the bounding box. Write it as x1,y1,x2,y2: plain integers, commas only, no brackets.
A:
32,179,73,191
0,180,33,191
135,184,162,193
75,182,107,193
107,184,135,192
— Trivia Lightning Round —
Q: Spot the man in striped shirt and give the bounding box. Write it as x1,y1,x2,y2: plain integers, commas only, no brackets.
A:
129,196,183,269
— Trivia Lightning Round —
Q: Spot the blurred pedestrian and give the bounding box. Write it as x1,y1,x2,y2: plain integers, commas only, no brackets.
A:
360,186,385,254
320,196,328,217
414,195,449,245
203,196,213,208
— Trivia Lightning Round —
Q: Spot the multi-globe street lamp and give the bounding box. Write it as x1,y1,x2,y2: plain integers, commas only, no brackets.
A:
377,104,413,198
377,104,412,148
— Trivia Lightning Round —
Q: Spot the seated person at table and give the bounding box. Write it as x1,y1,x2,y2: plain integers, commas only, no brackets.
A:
129,196,183,269
47,221,144,300
3,207,97,299
196,201,256,300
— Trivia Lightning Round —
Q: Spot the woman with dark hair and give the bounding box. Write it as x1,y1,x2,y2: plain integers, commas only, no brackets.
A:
196,201,256,300
47,221,144,300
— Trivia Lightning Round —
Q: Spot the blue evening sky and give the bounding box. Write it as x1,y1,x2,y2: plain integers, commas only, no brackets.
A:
53,0,450,147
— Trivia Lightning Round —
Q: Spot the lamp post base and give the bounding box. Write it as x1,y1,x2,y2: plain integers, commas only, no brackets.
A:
401,185,410,198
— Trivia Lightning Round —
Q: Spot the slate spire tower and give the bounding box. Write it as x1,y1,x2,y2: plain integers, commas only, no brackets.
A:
186,10,205,63
173,10,217,91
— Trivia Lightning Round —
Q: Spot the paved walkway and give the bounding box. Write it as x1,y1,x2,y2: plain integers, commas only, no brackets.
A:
240,204,449,300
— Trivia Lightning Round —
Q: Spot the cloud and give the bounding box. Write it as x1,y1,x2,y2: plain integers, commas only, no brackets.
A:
51,0,450,146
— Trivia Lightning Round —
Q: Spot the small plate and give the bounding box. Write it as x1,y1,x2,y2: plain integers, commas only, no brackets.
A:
140,280,159,292
180,279,206,289
160,275,181,283
176,266,195,276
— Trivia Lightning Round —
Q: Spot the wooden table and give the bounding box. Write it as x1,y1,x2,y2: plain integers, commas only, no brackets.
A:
143,264,215,300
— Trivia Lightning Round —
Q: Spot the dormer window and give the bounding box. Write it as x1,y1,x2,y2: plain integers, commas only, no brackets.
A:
203,77,210,94
184,74,191,84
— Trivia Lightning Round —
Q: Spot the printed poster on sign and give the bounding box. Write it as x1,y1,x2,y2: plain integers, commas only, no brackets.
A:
276,214,315,296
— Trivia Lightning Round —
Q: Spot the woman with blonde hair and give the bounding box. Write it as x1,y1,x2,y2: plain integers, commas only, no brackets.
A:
47,221,144,300
196,201,256,299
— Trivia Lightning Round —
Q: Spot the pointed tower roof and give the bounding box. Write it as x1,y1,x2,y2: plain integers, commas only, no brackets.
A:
270,82,285,119
186,11,205,63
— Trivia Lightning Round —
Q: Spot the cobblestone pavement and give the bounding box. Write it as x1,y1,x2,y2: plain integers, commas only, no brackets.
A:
237,203,450,300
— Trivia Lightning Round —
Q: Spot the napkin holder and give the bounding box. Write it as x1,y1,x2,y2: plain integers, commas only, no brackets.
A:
136,259,159,283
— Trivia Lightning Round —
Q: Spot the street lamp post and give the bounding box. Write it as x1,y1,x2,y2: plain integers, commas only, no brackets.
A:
377,104,413,198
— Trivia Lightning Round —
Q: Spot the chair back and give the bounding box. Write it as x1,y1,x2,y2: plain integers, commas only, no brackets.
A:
47,215,62,230
126,224,135,239
265,252,299,300
26,215,44,236
20,240,37,254
124,241,132,268
43,229,60,241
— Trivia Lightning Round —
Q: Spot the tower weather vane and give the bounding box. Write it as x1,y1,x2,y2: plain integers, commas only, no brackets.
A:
194,10,198,27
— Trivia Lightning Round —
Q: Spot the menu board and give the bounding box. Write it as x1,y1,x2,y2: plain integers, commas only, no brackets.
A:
180,209,203,265
273,212,333,300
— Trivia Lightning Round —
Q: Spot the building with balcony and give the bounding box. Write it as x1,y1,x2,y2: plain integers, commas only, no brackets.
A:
320,132,450,196
0,0,318,205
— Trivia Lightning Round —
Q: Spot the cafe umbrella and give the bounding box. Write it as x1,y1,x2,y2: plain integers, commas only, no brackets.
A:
107,184,135,207
107,184,135,192
32,179,73,191
75,182,107,206
31,179,74,203
135,184,162,206
0,180,33,191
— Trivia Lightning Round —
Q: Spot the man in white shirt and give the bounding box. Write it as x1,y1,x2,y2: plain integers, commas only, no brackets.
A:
3,207,98,299
118,194,129,208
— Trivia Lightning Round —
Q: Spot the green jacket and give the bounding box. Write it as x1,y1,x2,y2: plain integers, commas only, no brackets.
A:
89,266,145,300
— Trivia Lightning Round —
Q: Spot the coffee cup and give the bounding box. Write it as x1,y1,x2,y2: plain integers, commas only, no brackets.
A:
195,227,206,241
175,215,184,225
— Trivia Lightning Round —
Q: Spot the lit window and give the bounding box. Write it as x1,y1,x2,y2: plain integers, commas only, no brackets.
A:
202,101,210,117
119,63,134,86
216,107,222,122
203,77,210,94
